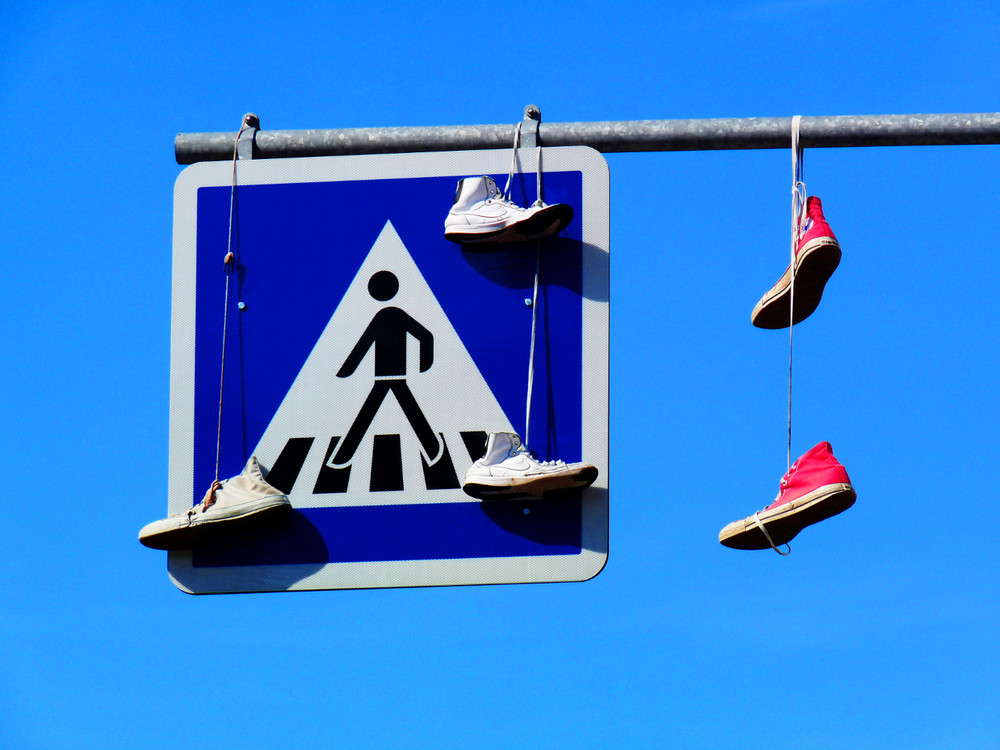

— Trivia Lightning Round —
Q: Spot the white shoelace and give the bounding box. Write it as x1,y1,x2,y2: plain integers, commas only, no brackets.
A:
507,439,563,467
502,117,547,447
761,116,808,557
503,121,544,208
753,511,791,555
787,115,806,474
525,240,540,446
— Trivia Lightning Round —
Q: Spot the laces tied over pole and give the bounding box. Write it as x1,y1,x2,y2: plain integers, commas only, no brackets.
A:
503,109,549,447
787,115,805,474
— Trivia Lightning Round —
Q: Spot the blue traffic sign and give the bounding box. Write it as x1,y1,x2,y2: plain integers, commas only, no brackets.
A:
168,148,609,592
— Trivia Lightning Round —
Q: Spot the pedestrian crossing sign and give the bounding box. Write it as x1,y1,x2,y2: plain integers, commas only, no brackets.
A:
168,147,609,593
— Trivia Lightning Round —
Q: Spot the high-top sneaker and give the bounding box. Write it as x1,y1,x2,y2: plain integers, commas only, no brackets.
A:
444,176,573,245
462,432,598,499
751,196,842,329
719,441,856,550
139,456,292,550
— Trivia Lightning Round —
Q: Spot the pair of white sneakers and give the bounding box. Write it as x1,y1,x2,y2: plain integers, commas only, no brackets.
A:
445,177,595,497
444,176,573,245
462,431,598,500
444,178,592,497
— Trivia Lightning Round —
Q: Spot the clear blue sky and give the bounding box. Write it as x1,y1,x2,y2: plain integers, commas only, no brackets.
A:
3,2,1000,748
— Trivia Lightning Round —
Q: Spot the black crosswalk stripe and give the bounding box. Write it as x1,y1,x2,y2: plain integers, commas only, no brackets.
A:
264,431,489,495
264,437,314,494
314,436,350,493
371,434,403,491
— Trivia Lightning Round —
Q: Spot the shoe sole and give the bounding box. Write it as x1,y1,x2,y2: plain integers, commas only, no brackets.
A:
751,238,841,329
719,482,856,550
445,204,573,245
463,465,598,500
139,497,292,551
513,204,573,241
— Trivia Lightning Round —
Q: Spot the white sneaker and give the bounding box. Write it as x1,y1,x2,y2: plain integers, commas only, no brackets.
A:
462,432,598,499
444,176,573,245
139,456,292,550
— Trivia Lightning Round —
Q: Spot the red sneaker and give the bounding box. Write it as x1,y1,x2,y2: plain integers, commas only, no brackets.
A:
751,197,842,329
719,441,856,551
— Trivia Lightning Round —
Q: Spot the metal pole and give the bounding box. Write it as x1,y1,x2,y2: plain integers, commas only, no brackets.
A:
176,112,1000,164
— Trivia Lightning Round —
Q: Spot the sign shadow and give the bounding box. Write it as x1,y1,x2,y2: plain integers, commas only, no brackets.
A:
479,485,608,556
182,510,330,589
460,238,608,303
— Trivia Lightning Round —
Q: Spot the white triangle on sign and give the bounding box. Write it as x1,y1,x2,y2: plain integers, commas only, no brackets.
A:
251,220,514,507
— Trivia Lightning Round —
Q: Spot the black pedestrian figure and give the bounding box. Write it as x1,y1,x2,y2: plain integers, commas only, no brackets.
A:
331,270,443,466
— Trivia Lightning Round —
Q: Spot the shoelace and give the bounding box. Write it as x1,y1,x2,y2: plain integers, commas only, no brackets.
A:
216,114,255,487
752,511,791,555
503,121,544,208
193,479,224,515
753,464,796,555
484,178,519,208
502,115,563,453
787,115,806,474
763,117,808,555
509,442,565,467
535,458,566,467
501,118,547,447
525,240,540,445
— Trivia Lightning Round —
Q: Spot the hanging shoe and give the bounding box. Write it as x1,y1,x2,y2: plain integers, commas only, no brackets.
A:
719,441,856,551
444,176,573,245
139,456,292,550
462,432,598,499
751,196,841,329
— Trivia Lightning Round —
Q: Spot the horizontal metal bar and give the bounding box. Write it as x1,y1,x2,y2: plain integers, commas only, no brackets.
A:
175,113,1000,164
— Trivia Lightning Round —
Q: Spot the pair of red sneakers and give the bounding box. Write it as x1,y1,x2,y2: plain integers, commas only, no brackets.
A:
720,198,855,552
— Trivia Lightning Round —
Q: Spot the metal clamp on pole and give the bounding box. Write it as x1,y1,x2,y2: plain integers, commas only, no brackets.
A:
237,113,260,160
521,105,541,150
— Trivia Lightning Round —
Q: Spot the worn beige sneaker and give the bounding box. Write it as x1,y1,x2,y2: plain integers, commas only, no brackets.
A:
139,456,291,550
